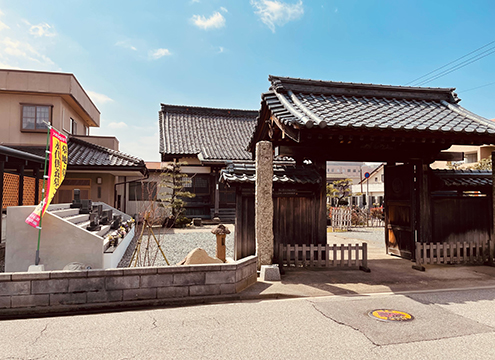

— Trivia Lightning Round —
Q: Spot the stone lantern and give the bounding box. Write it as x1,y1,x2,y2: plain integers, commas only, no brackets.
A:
211,224,230,263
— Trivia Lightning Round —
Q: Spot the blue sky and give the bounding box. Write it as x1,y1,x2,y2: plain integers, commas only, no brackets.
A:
0,0,494,161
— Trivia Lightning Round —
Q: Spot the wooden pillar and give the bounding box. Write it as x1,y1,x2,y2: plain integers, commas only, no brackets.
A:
34,165,40,205
417,161,432,247
123,176,127,214
214,169,220,218
315,159,327,245
255,141,273,268
18,163,25,206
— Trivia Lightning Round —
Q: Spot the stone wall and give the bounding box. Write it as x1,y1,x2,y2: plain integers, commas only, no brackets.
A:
0,255,257,317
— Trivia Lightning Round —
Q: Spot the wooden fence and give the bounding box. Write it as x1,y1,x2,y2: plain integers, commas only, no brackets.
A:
331,208,352,230
278,243,369,272
330,207,384,230
414,239,491,270
2,173,43,209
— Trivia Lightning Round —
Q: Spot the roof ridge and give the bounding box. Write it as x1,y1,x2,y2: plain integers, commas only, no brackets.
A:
269,75,458,103
160,103,258,115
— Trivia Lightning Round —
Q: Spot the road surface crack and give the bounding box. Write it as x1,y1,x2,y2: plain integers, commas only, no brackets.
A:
32,324,48,345
309,302,381,347
148,314,158,330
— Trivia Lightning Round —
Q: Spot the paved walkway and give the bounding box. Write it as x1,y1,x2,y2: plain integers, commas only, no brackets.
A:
240,226,495,300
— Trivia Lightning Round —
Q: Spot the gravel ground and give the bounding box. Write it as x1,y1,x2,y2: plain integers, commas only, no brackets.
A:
118,224,235,267
329,227,386,249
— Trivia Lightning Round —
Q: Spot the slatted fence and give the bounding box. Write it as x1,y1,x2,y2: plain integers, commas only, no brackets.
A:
278,243,369,271
415,239,491,267
331,208,352,230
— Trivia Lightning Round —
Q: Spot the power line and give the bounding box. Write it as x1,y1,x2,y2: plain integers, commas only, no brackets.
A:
415,46,495,86
406,39,495,86
458,81,495,94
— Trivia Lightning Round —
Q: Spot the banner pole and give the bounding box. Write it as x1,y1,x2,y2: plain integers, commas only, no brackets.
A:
35,125,51,266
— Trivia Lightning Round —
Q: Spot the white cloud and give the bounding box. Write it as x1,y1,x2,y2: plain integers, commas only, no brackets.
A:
218,46,224,53
0,61,20,69
251,0,304,33
0,21,9,31
29,22,56,37
115,40,137,51
0,37,55,66
191,11,226,30
220,7,228,13
107,122,128,129
149,48,171,60
87,90,114,105
191,0,200,3
0,10,9,31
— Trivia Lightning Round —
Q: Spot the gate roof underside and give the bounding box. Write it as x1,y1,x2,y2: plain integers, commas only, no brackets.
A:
249,76,495,163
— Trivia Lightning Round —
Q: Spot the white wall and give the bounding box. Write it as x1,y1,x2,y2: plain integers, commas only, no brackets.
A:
6,206,104,272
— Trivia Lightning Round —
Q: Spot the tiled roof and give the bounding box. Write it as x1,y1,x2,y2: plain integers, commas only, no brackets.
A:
10,137,147,174
220,162,321,185
68,137,146,171
159,104,258,162
256,75,495,138
432,169,492,189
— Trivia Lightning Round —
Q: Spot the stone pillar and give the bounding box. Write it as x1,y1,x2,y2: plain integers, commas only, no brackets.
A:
255,141,273,269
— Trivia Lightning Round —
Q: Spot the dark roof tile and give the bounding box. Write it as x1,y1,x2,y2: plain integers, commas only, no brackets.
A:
220,162,321,185
10,137,147,175
159,104,258,162
255,76,495,142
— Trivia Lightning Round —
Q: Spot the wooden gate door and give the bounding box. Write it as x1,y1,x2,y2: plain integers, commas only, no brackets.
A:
384,164,416,259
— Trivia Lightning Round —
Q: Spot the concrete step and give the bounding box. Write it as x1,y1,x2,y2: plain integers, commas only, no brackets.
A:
65,214,90,224
96,225,112,237
78,220,91,229
50,208,80,218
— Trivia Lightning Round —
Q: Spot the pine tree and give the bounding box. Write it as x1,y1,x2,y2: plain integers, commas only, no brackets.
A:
159,161,195,227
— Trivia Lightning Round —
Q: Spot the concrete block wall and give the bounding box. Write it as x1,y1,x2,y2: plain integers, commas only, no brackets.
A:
0,255,257,317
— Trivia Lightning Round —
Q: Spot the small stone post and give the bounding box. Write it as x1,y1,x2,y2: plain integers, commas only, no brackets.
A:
211,224,230,262
255,141,274,269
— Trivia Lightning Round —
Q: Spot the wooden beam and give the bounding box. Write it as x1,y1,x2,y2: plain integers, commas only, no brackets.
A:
434,151,464,162
416,161,432,250
271,115,300,143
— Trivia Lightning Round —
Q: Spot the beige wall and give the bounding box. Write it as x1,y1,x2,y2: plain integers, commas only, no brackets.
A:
431,145,495,169
0,69,100,127
0,93,87,146
72,135,119,151
56,172,116,206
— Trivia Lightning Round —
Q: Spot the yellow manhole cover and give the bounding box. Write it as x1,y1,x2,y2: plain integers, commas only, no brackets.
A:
368,309,414,322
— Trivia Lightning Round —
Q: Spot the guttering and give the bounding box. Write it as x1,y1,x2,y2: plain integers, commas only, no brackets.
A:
0,145,45,163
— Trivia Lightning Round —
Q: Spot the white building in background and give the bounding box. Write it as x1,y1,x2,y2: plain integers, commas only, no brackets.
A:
350,164,385,208
326,162,378,183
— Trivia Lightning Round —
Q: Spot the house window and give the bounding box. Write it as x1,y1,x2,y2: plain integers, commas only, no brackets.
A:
71,118,78,135
21,105,51,131
465,153,477,163
182,177,193,188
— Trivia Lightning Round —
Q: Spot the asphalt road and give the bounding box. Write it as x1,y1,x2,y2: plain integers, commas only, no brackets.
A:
2,286,495,359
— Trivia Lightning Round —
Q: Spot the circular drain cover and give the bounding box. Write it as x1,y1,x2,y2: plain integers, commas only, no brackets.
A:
368,309,414,322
